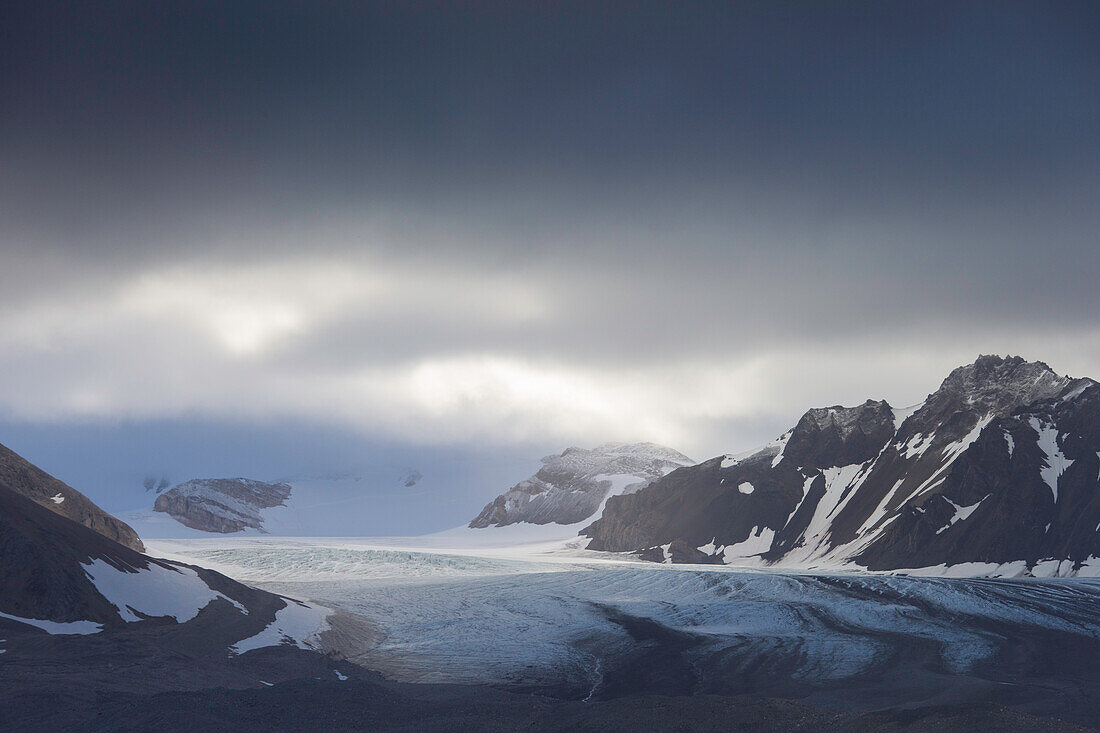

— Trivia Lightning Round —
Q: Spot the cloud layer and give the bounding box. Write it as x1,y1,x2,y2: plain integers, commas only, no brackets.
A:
3,2,1100,460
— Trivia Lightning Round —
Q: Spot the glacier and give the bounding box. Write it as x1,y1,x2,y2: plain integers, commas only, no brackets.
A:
149,537,1100,703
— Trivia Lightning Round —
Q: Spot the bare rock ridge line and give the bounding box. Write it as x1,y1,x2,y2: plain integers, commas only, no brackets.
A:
582,355,1100,575
0,440,144,552
469,442,694,528
153,477,293,533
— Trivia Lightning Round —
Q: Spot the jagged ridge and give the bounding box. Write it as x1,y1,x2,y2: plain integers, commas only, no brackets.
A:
582,356,1100,576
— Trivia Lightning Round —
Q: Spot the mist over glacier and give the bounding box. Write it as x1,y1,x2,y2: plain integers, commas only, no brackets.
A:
0,417,550,535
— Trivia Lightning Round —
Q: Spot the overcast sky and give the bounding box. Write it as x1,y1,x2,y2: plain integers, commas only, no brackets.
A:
3,1,1100,470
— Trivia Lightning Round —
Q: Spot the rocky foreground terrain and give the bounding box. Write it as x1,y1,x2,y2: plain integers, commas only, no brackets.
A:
7,682,1090,732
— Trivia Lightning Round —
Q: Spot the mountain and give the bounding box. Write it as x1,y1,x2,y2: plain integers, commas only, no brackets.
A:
0,440,144,551
0,445,330,656
469,442,693,528
0,442,369,724
583,356,1100,576
154,478,294,533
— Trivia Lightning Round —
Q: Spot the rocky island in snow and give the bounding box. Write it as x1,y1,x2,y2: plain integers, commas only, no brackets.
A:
153,478,293,533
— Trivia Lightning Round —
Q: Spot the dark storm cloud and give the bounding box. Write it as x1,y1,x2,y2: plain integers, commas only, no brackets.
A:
6,1,1099,235
2,1,1099,457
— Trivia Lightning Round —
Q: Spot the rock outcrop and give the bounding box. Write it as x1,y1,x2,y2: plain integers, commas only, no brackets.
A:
154,478,293,533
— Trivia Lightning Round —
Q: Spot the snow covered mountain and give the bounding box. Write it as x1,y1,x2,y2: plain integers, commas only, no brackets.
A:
0,440,143,551
469,442,693,529
583,356,1100,576
153,478,294,533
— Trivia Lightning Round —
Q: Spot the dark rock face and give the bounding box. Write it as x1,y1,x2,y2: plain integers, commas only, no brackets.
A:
583,356,1100,574
783,400,896,469
154,478,293,533
469,443,693,528
0,484,145,624
0,441,144,552
0,479,288,631
859,383,1100,571
0,453,343,719
8,670,1094,733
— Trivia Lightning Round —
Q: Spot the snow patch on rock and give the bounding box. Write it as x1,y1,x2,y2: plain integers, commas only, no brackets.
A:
722,526,775,562
83,559,243,623
0,610,102,635
936,496,988,535
1031,418,1073,503
231,599,330,654
891,403,922,432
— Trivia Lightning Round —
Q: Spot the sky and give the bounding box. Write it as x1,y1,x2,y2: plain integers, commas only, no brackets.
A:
2,1,1099,519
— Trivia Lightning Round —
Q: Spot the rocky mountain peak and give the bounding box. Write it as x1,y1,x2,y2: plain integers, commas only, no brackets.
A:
470,442,693,528
900,355,1073,441
537,443,692,477
782,399,896,469
938,355,1065,406
594,441,690,458
795,400,893,434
